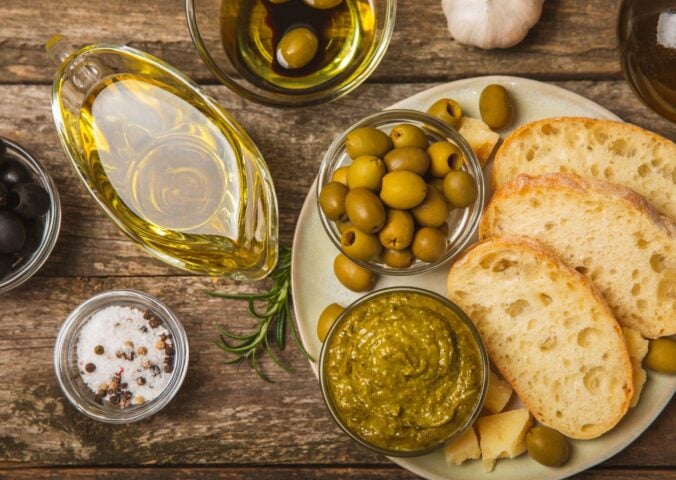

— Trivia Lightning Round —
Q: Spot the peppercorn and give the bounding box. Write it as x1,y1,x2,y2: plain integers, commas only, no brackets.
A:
148,317,160,328
163,363,173,373
85,363,96,373
94,345,104,355
136,377,146,386
156,340,165,350
109,395,120,405
138,346,148,355
134,395,145,405
124,340,134,349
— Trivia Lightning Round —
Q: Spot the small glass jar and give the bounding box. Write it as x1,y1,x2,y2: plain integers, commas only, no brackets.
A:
54,290,189,423
0,138,61,294
317,109,486,276
319,287,489,457
185,0,397,107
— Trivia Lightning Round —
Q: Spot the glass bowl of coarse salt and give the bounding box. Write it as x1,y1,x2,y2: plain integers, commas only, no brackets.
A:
54,290,188,423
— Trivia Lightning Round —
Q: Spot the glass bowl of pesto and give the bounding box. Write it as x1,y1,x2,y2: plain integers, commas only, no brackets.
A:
319,287,489,457
317,109,486,276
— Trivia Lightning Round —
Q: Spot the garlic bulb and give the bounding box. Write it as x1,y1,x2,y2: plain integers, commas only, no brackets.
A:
442,0,545,49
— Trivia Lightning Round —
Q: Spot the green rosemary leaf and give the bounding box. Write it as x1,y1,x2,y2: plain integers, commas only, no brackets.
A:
209,245,312,382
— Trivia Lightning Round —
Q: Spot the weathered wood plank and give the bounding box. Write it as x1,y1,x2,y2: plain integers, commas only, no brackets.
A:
0,0,623,84
0,276,673,468
1,467,675,480
0,81,673,279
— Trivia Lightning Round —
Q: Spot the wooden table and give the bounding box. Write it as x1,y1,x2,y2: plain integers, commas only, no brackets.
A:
0,0,674,478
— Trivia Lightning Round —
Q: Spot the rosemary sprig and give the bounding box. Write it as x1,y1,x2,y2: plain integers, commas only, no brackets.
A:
206,245,313,382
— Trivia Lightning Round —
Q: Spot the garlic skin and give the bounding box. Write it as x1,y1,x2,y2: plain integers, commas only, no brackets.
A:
442,0,545,49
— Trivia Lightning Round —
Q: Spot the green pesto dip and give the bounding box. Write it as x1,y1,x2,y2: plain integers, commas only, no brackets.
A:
324,290,485,453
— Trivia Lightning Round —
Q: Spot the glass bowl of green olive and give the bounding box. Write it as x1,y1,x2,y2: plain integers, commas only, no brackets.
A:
185,0,396,107
317,109,486,277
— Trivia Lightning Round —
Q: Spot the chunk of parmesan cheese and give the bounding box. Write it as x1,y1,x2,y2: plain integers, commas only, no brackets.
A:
458,116,500,166
476,409,532,472
485,371,513,414
443,426,481,466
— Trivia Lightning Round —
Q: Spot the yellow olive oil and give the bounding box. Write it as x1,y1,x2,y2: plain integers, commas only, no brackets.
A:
220,0,376,92
75,73,276,277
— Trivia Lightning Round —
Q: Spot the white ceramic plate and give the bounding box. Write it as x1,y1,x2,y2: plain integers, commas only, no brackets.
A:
290,75,676,480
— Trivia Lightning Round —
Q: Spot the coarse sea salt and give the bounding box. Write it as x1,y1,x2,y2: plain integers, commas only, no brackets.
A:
76,305,174,407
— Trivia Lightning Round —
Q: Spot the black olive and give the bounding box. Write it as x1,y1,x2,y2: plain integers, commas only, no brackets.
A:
0,254,11,277
0,182,7,207
0,159,30,188
8,183,50,218
0,211,26,253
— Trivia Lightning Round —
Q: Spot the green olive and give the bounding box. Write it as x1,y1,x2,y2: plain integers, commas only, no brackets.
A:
317,303,345,342
427,141,464,177
380,171,427,209
411,227,447,263
389,123,429,149
442,170,477,208
479,84,513,129
303,0,342,9
341,226,382,262
427,98,463,129
346,155,386,191
526,426,570,467
276,27,318,70
412,185,450,227
382,248,414,269
336,219,352,234
345,127,393,159
383,147,430,176
428,178,444,193
344,187,386,233
644,338,676,374
378,209,415,251
331,166,349,186
319,181,348,221
334,253,375,292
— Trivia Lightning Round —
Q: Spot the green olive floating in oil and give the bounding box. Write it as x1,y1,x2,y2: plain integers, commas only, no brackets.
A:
303,0,343,9
276,27,319,70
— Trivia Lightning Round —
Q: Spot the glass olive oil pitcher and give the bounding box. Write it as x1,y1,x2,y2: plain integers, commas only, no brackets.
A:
47,36,278,279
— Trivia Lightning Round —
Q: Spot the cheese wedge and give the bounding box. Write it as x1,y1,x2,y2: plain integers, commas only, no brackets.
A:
476,409,532,473
443,426,481,466
485,371,513,414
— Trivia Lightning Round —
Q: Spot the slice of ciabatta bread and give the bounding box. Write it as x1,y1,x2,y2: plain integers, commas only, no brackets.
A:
480,173,676,339
447,237,633,440
492,117,676,219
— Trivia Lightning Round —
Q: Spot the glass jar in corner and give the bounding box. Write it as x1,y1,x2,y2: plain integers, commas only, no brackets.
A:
47,35,278,280
618,0,676,122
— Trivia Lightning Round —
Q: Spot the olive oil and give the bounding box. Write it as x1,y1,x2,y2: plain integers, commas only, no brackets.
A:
618,0,676,122
220,0,376,92
75,73,277,277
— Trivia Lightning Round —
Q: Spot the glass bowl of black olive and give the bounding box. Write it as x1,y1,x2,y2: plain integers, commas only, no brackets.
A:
0,137,61,293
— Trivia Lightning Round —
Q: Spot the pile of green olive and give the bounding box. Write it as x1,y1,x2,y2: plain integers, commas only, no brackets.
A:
320,122,478,291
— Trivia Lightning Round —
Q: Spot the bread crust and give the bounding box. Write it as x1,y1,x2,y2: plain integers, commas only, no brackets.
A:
448,236,634,439
480,173,676,339
481,173,676,240
491,117,676,219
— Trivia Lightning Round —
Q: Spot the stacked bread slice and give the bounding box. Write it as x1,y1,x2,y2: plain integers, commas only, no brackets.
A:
447,117,675,442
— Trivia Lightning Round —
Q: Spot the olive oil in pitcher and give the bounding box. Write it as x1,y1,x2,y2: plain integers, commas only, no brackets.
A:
48,36,278,279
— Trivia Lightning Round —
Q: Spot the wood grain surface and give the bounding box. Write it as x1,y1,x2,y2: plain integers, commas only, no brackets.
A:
0,0,674,478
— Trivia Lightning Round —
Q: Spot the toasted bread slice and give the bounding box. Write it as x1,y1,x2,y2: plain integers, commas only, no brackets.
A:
492,117,676,219
481,173,676,339
447,237,633,439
